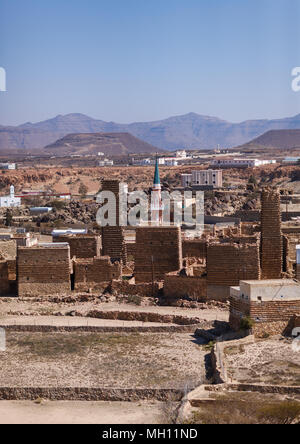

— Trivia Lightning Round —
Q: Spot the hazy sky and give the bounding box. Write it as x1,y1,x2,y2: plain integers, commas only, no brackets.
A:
1,0,300,125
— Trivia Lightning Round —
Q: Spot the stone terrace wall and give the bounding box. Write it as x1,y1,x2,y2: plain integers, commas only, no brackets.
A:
135,226,182,283
261,189,282,279
18,245,71,297
164,273,207,301
182,239,207,261
74,256,121,292
53,235,101,259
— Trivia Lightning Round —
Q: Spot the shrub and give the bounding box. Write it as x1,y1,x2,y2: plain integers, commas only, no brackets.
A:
240,316,255,331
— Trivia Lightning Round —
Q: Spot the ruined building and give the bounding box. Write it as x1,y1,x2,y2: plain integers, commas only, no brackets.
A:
260,189,282,279
100,179,127,263
53,234,101,259
206,237,261,301
135,226,182,283
73,256,121,292
17,243,71,297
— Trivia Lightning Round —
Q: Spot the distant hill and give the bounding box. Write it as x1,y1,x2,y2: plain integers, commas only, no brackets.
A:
237,129,300,150
3,112,300,151
45,132,161,155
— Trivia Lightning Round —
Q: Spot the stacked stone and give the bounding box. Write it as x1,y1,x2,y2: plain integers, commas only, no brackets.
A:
207,238,261,287
0,261,10,296
17,244,71,297
101,179,127,264
74,256,121,291
261,189,282,279
53,235,101,259
135,226,182,283
182,239,207,260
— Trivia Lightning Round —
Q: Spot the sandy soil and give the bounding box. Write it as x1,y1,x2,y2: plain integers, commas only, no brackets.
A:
225,337,300,386
0,331,206,389
0,315,176,328
0,400,165,424
0,299,229,323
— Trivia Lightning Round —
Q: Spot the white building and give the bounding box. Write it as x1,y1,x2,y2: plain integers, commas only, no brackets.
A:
181,170,223,188
0,163,16,170
211,158,276,168
0,186,21,208
176,150,187,159
99,159,114,167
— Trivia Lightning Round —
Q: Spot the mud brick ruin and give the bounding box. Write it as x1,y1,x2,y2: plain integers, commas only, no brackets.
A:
100,180,127,263
73,256,121,292
206,236,261,300
135,226,182,283
53,234,101,259
182,239,207,262
261,189,283,279
0,261,10,296
17,243,71,297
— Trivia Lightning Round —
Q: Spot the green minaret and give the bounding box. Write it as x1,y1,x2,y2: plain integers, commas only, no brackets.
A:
153,156,161,186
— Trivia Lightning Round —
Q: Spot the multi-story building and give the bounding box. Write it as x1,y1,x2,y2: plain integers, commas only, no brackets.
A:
211,158,276,168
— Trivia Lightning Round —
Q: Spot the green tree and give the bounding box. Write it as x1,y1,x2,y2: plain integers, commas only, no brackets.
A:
79,183,88,198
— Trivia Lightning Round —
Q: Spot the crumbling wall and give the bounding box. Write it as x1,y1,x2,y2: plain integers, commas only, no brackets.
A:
18,245,71,297
0,261,10,296
0,240,17,260
182,239,207,261
164,273,207,301
134,226,182,283
74,257,121,292
207,237,260,300
101,227,127,264
261,189,282,279
110,280,161,297
53,235,101,259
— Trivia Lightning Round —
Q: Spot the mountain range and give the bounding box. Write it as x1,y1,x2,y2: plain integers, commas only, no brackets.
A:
2,112,300,152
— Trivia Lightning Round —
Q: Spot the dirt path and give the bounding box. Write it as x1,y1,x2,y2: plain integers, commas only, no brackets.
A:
0,400,164,424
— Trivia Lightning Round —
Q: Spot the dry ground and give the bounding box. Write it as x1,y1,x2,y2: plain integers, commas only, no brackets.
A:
0,331,206,389
0,298,228,323
225,337,300,386
0,400,166,424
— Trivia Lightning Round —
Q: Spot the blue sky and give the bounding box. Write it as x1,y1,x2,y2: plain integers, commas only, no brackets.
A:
1,0,300,125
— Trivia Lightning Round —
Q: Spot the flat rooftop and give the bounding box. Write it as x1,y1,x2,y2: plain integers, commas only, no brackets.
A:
241,279,297,286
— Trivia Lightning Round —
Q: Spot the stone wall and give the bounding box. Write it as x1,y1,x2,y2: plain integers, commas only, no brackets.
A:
261,189,282,279
135,226,182,283
0,387,184,402
102,227,127,264
164,273,207,301
53,235,101,259
0,261,10,296
74,256,121,292
207,237,260,293
230,296,300,337
110,279,161,297
17,244,71,297
182,239,207,260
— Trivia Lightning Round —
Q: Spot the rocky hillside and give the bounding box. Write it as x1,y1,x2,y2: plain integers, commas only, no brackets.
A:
237,129,300,151
3,112,300,151
45,132,161,156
